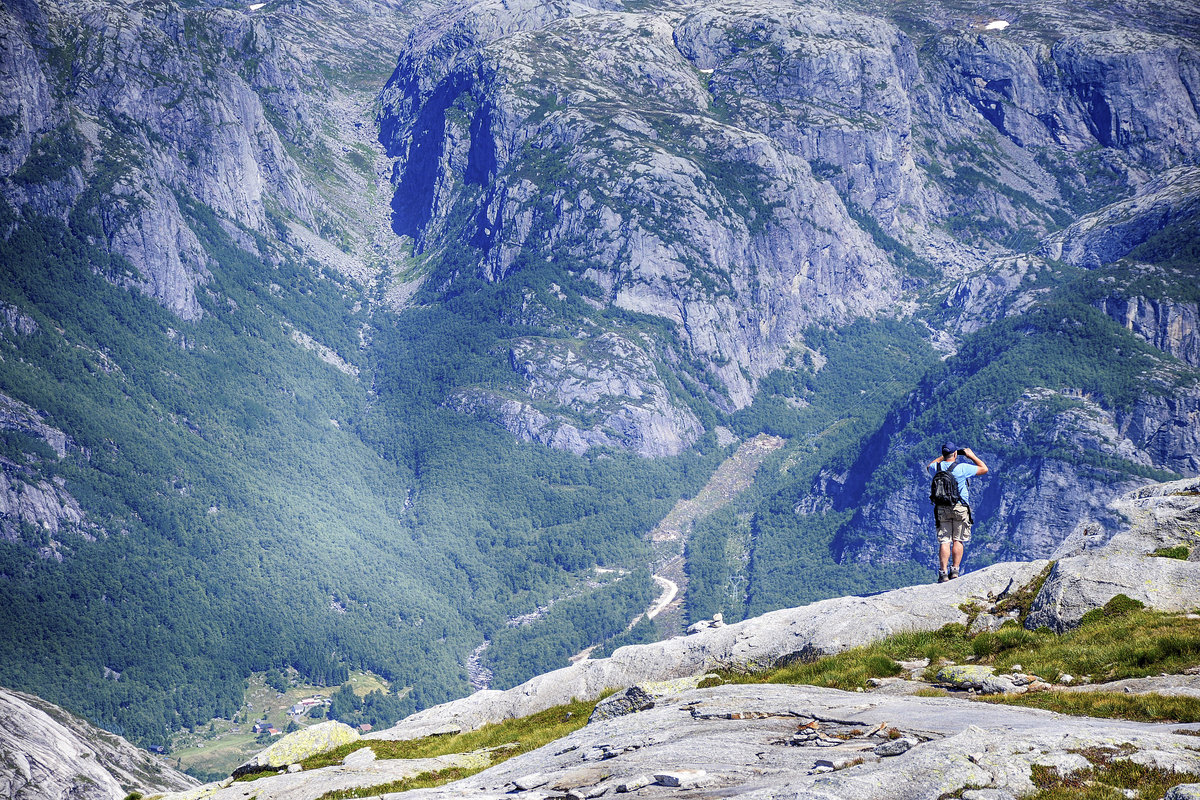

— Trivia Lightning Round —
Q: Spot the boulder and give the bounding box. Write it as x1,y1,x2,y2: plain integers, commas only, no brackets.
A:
967,613,1007,635
1029,478,1200,632
654,770,707,788
588,686,655,724
233,721,360,777
934,665,996,691
980,675,1024,695
874,737,917,756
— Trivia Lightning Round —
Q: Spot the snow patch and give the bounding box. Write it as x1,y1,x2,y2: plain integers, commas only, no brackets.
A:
984,20,1010,30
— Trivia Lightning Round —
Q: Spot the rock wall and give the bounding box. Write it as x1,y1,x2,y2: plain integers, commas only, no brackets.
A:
0,687,197,800
0,0,317,319
1102,294,1200,369
377,0,1200,454
0,391,94,555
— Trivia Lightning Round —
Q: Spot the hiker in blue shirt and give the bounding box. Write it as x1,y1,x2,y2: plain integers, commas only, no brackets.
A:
927,443,988,583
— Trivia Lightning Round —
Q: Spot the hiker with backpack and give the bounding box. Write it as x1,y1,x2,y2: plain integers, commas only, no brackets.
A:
928,443,988,583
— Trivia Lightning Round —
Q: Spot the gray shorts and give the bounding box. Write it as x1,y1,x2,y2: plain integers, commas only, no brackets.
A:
936,503,972,543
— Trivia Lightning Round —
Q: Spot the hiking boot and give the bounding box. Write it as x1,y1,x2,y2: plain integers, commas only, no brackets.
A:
937,571,949,583
949,567,959,580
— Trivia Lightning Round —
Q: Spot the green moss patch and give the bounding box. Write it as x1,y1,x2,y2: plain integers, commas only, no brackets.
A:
301,697,599,773
1027,745,1200,799
993,562,1056,622
1151,545,1190,560
979,691,1200,723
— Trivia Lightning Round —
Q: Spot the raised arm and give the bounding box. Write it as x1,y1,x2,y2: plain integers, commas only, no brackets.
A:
961,447,989,476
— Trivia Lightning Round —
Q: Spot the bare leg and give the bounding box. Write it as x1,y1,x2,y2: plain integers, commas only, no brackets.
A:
939,541,951,572
951,541,964,571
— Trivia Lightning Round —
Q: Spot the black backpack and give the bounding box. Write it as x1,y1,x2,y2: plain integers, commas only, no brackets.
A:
930,463,965,507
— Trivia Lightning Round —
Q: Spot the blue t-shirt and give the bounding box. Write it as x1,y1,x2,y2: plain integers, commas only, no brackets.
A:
928,461,979,505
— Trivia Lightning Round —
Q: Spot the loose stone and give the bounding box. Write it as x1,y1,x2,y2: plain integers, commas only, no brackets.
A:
513,773,551,790
874,737,916,757
654,769,707,788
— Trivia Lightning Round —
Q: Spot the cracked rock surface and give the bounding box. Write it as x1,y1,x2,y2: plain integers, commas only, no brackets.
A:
387,683,1200,800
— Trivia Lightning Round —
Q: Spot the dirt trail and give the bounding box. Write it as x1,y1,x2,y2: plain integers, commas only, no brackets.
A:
646,575,678,619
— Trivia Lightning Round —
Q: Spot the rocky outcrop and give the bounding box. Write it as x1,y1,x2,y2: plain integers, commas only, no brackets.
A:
0,391,94,554
232,721,360,777
672,1,925,228
1042,167,1200,269
0,687,197,800
0,0,318,319
0,391,67,458
929,30,1200,169
449,332,702,456
1102,294,1200,368
1119,387,1200,475
367,560,1046,741
0,5,53,178
1028,476,1200,631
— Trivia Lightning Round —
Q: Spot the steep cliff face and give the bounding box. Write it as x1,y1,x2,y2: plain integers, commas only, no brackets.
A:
377,0,1200,453
672,2,925,235
449,332,704,457
379,0,906,446
0,687,197,800
0,391,93,559
1102,294,1200,368
0,0,322,318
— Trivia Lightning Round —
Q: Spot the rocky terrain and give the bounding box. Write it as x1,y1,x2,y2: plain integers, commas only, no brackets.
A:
366,0,1200,579
2,0,1200,758
136,476,1200,800
0,687,197,800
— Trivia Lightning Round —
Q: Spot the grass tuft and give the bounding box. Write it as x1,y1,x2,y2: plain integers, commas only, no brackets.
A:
1027,756,1200,799
300,697,599,774
978,691,1200,723
1151,545,1190,560
708,626,975,691
989,609,1200,683
314,766,476,800
993,562,1056,622
698,609,1200,717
